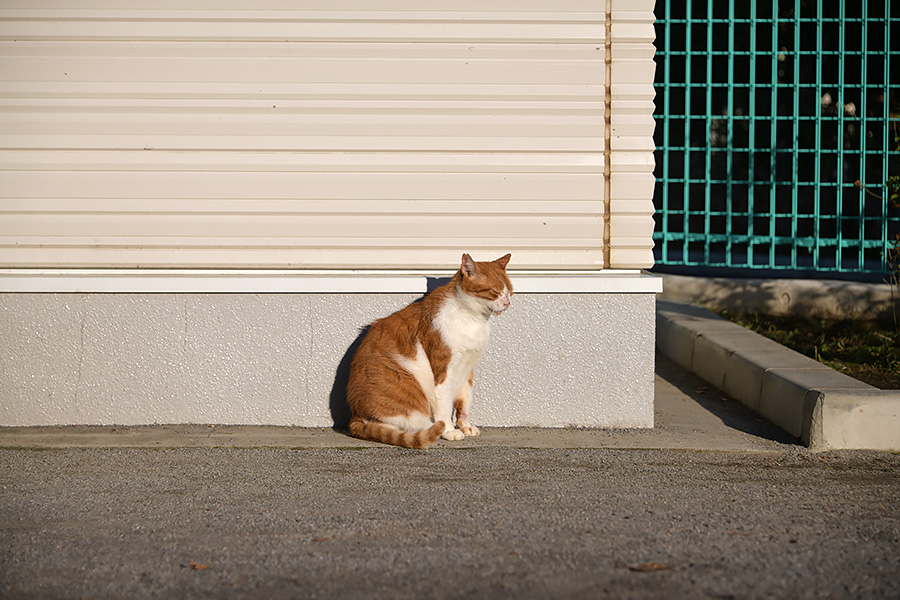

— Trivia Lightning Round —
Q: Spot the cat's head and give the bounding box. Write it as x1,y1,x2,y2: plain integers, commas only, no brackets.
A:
458,253,513,315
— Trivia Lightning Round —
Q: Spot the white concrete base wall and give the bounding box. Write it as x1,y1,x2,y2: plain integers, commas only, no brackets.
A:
0,292,656,428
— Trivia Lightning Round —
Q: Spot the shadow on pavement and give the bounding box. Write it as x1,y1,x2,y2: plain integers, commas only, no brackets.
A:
655,353,798,446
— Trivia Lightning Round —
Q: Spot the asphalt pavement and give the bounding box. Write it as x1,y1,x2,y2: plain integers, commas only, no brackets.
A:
1,355,899,600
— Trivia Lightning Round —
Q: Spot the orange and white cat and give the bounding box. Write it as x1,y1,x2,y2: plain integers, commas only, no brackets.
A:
347,253,512,449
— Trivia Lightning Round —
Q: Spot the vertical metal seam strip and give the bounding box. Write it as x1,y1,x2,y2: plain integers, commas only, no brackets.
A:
603,0,613,269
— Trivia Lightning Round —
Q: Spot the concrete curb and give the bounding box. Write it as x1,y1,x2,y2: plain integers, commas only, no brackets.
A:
656,299,900,451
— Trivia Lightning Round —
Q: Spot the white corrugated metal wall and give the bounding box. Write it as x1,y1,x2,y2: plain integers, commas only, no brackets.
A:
0,0,654,270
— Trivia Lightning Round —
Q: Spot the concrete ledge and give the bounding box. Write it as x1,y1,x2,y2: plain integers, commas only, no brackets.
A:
0,268,662,294
656,299,900,451
659,273,895,321
0,292,656,428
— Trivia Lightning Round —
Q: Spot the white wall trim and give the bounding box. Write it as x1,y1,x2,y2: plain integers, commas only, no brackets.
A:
0,269,662,294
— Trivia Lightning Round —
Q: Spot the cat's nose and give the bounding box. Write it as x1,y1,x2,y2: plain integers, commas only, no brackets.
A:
499,294,510,308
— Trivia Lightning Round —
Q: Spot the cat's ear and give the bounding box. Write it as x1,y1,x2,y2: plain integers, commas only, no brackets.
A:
495,254,511,270
461,253,477,278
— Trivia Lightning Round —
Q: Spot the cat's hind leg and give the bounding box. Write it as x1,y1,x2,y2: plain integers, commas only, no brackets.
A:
383,411,434,433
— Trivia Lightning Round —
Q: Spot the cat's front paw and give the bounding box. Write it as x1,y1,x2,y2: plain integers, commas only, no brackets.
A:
441,428,465,441
460,425,481,437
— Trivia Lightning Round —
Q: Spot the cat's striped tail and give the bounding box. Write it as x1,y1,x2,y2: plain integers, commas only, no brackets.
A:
348,418,445,449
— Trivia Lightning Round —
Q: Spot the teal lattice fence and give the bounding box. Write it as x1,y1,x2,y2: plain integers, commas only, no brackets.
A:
652,0,899,277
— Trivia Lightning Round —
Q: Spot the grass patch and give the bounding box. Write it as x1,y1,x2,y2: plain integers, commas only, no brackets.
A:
718,311,900,390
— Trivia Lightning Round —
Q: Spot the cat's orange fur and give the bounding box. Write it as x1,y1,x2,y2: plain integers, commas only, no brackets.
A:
347,253,512,449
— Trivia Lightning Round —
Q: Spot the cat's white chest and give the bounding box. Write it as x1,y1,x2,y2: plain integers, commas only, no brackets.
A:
433,297,492,355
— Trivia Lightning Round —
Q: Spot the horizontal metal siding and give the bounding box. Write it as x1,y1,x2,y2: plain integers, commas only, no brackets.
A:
0,1,653,270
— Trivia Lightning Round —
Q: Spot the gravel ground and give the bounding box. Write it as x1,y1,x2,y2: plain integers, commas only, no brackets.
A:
1,447,899,599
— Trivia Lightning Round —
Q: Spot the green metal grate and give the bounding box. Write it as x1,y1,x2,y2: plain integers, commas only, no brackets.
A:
652,0,900,276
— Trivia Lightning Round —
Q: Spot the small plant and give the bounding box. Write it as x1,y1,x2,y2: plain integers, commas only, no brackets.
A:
885,173,900,333
719,311,900,389
881,124,900,333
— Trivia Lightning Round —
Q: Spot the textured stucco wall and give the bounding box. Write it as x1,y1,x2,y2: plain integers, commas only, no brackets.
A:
0,293,655,428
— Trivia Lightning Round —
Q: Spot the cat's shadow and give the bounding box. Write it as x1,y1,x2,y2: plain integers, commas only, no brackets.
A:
426,276,451,291
328,325,368,431
328,283,448,431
